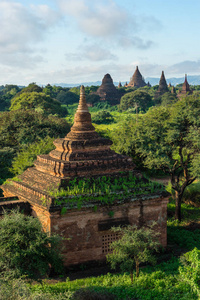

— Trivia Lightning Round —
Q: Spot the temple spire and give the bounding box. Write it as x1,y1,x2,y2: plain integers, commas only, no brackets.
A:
65,85,98,140
77,85,89,113
182,74,191,93
155,71,168,97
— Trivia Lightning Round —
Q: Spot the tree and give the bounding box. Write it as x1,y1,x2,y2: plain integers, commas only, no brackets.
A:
0,110,70,180
56,90,79,105
107,225,160,282
160,92,177,106
125,96,200,221
120,90,153,112
179,248,200,297
10,92,68,117
0,210,63,279
87,94,100,105
11,136,55,175
92,110,114,124
0,110,70,149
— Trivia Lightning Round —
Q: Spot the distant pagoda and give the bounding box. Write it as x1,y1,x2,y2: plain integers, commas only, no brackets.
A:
118,82,122,88
128,66,146,88
155,71,169,97
181,74,192,94
171,86,176,95
178,74,192,98
96,74,121,105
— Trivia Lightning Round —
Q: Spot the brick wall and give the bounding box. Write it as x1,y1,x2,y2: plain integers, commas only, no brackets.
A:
31,196,168,266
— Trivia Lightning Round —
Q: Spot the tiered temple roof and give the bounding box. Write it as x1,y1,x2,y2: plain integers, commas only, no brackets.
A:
128,66,146,88
2,86,136,209
182,74,192,94
155,71,169,97
96,74,121,105
177,74,192,98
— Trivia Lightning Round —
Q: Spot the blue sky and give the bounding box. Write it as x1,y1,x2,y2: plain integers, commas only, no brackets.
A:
0,0,200,85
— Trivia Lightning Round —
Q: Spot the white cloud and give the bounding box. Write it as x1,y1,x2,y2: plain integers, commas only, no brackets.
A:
66,44,117,61
58,0,127,37
0,1,60,67
57,0,156,49
119,36,154,50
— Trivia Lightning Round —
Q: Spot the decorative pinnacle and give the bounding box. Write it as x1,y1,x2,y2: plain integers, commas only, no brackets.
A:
77,85,89,113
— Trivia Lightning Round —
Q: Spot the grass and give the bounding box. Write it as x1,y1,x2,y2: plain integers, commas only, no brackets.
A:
30,262,197,299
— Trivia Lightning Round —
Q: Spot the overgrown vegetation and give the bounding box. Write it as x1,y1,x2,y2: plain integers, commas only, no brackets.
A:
50,173,165,209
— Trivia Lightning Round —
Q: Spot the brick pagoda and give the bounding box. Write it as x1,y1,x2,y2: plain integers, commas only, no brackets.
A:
96,74,121,105
2,86,168,266
178,74,192,98
155,71,169,97
128,66,147,88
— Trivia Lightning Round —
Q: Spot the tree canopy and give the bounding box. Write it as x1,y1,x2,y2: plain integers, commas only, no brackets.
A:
112,96,200,221
92,110,114,124
0,110,70,180
10,92,68,117
107,225,160,282
0,210,63,279
0,110,69,148
119,90,153,112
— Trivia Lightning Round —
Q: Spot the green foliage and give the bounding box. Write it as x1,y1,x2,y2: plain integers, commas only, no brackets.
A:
31,256,197,299
72,287,114,300
12,136,55,175
0,84,21,111
51,173,164,208
21,83,43,93
10,92,68,117
114,96,200,220
0,147,15,179
84,85,99,95
167,222,200,251
179,248,200,297
160,92,178,106
0,273,73,300
0,110,69,149
119,90,153,112
87,94,100,105
0,210,63,279
182,181,200,204
167,200,200,225
107,224,160,280
92,110,114,124
69,87,80,96
91,101,117,112
56,90,79,105
0,110,69,181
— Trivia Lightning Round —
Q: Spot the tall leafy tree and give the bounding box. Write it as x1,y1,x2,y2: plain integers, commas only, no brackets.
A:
119,90,153,112
116,96,200,221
